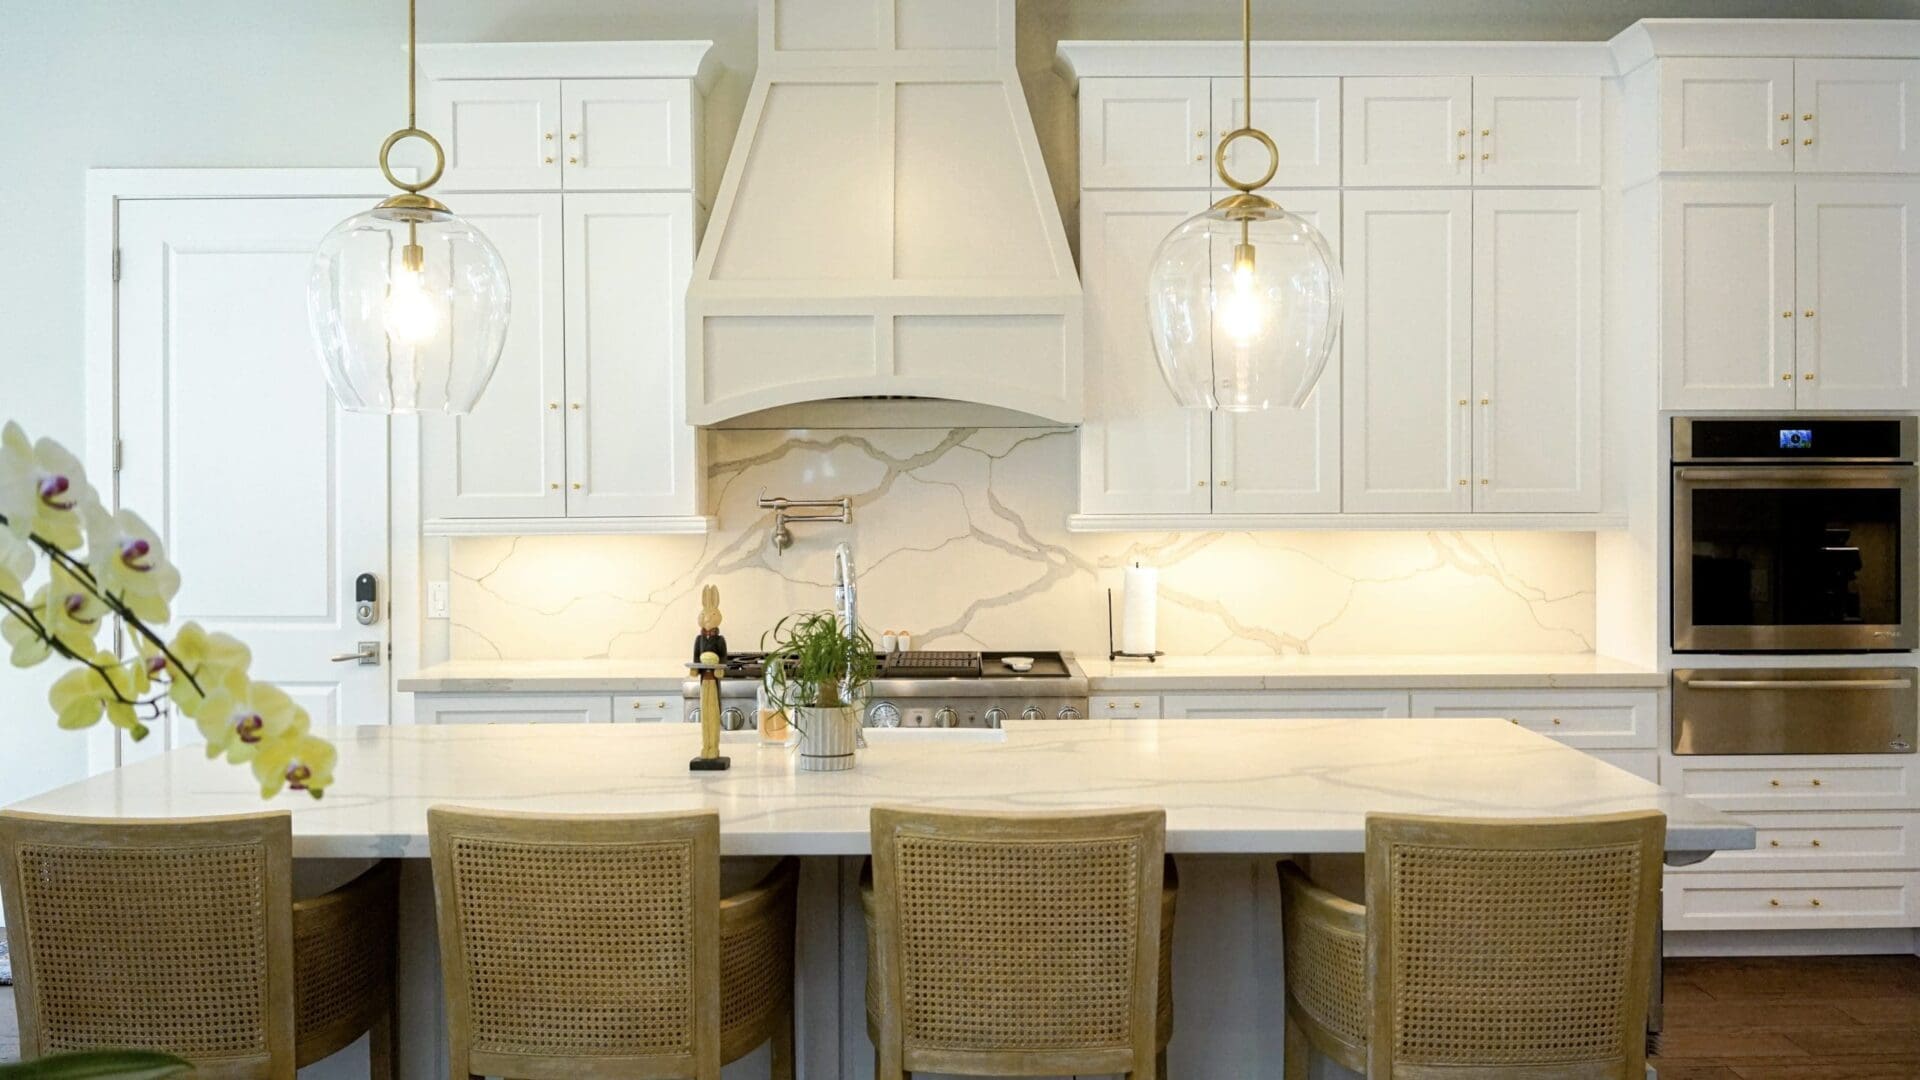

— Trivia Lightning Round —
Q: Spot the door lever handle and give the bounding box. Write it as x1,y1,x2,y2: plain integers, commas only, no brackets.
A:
330,641,381,666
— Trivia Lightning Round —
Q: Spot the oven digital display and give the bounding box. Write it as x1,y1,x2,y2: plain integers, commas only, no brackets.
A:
1779,428,1813,449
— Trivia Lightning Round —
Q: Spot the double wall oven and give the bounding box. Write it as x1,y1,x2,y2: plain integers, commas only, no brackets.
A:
1671,416,1919,756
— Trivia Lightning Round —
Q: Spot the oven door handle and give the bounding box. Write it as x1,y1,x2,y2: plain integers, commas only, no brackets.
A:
1678,677,1915,691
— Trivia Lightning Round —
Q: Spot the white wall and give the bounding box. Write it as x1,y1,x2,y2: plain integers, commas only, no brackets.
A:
0,0,1912,806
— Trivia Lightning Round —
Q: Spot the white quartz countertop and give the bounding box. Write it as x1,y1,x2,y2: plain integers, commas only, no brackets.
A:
398,653,1662,694
10,719,1748,860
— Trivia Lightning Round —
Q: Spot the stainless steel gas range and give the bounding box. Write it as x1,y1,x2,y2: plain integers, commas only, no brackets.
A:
680,650,1089,730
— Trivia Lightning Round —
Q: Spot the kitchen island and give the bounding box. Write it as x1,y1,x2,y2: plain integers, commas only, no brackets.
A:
11,718,1751,1079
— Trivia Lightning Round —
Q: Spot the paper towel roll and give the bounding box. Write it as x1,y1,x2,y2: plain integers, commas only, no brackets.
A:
1121,565,1159,655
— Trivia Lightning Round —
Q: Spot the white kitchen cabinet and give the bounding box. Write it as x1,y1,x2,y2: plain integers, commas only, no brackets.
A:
1211,77,1340,188
416,693,614,724
1079,78,1213,189
1078,189,1212,515
1471,188,1601,513
1471,77,1601,187
1342,77,1473,187
1794,181,1920,410
1341,189,1472,513
1659,179,1797,410
1409,689,1655,751
1795,60,1920,174
560,79,697,191
423,194,567,520
1092,694,1163,721
616,693,684,723
429,78,565,192
1657,58,1796,173
1160,691,1410,719
1212,190,1342,514
563,193,702,517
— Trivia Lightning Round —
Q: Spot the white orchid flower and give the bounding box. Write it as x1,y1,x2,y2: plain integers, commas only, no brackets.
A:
0,421,98,550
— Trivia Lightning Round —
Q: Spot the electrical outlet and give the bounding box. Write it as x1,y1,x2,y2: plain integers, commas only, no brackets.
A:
427,581,450,619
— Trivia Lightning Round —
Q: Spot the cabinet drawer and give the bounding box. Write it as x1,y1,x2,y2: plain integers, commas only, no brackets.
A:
1092,694,1163,720
1671,812,1920,874
1160,691,1410,719
1410,690,1655,750
616,693,683,723
1663,755,1920,811
1664,870,1920,931
416,693,614,724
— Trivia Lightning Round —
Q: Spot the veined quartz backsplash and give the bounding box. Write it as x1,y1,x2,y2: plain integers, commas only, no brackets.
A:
448,428,1596,660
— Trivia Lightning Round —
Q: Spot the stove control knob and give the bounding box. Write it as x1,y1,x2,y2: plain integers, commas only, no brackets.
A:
721,706,752,731
1021,706,1043,722
1057,705,1083,720
934,707,959,729
983,707,1008,728
868,702,901,729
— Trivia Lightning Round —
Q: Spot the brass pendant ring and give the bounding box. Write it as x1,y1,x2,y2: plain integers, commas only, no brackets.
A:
378,126,446,193
1215,126,1278,193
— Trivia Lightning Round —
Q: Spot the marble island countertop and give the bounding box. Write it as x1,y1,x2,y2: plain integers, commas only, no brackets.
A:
9,718,1748,859
398,652,1661,694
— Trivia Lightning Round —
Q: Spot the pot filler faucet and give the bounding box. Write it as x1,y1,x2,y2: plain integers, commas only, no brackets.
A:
833,542,859,634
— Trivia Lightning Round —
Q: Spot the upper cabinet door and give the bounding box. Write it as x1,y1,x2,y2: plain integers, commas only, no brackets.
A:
1660,180,1797,411
560,79,696,191
1342,77,1472,187
1211,78,1340,188
1341,189,1472,513
1796,182,1920,410
1214,190,1341,515
1079,78,1213,189
1079,190,1213,515
1659,58,1795,173
563,193,702,518
429,78,564,191
1472,189,1601,513
1472,77,1601,187
423,194,567,522
1794,60,1920,174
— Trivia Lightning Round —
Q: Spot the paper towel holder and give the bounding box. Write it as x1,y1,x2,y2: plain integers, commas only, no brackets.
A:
1106,588,1163,663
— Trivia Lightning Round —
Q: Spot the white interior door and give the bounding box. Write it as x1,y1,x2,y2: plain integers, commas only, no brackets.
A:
1341,189,1472,514
563,192,701,518
1077,189,1212,516
1472,189,1601,513
1795,181,1920,410
1212,190,1340,514
116,196,390,760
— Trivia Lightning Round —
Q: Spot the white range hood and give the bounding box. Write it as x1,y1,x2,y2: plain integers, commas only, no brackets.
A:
687,0,1083,427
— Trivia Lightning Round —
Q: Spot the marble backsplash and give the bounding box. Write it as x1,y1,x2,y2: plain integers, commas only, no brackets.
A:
448,428,1596,660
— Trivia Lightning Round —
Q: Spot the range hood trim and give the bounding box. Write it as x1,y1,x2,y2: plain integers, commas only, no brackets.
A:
687,0,1084,428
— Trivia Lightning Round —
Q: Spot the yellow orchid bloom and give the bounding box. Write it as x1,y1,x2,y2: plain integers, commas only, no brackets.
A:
3,564,107,667
157,620,251,714
0,421,98,550
84,507,181,623
252,729,336,800
194,673,302,764
48,654,148,739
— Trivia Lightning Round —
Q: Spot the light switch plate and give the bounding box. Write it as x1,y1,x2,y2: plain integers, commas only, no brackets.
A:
427,581,450,619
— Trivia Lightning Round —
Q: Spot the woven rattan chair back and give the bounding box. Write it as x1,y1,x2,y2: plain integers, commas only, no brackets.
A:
1363,811,1666,1080
0,810,296,1079
867,806,1166,1080
428,807,726,1080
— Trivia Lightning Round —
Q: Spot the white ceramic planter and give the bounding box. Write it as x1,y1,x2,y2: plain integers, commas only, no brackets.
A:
795,705,860,772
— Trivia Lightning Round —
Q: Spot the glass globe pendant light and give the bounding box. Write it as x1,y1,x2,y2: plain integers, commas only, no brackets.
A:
307,0,510,415
1146,0,1342,412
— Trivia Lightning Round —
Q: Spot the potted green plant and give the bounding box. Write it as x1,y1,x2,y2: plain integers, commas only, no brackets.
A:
761,611,876,772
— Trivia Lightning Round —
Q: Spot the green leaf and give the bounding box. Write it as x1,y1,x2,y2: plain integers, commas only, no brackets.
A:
0,1051,195,1080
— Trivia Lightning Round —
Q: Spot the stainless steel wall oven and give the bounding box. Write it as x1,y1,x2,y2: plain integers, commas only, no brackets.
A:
1672,416,1917,653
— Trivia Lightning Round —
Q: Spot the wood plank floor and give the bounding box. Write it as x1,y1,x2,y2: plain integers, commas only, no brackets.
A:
1653,955,1920,1079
